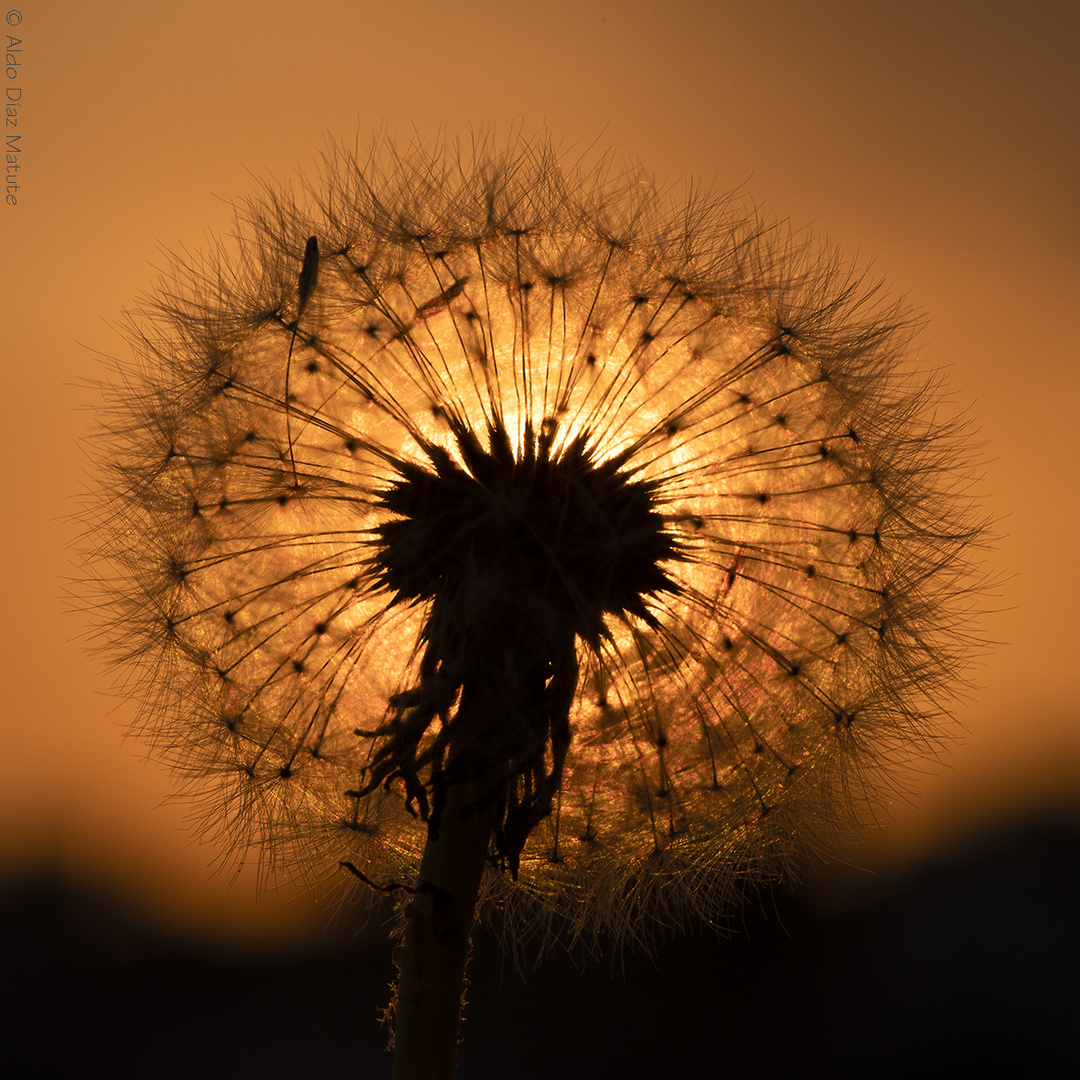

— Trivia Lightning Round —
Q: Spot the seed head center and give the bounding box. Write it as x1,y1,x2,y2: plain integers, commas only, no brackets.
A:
365,418,685,872
374,419,682,642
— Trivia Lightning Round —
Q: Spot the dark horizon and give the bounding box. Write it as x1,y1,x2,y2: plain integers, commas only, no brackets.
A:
5,811,1078,1077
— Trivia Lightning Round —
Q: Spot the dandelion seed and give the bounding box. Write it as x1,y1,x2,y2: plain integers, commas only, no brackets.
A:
285,234,320,483
80,133,987,1078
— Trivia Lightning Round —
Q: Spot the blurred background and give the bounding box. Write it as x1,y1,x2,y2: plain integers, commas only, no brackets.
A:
2,1,1077,1075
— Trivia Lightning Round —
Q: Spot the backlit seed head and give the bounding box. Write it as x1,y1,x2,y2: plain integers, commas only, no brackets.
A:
81,134,987,946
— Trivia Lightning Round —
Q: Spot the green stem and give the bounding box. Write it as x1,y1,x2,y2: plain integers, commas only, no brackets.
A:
391,777,496,1080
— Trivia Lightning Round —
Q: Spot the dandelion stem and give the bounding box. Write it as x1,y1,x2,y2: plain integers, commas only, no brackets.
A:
392,775,498,1080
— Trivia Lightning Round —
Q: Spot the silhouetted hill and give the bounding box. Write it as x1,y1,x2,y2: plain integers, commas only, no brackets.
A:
3,814,1078,1078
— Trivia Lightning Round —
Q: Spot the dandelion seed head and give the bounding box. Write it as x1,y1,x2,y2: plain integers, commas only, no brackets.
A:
82,133,987,947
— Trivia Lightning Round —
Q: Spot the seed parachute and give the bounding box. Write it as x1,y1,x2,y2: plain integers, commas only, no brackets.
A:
82,134,986,947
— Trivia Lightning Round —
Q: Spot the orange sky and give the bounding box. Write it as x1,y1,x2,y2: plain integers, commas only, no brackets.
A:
3,0,1078,941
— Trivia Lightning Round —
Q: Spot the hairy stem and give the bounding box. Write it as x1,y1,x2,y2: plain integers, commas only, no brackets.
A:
391,776,497,1080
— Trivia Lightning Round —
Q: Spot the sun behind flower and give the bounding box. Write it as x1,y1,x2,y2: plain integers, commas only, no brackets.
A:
83,135,986,947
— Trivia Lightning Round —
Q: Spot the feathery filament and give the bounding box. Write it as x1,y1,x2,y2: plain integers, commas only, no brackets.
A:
83,136,985,944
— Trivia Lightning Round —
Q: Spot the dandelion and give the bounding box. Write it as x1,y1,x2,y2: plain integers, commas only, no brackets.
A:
82,134,985,1078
